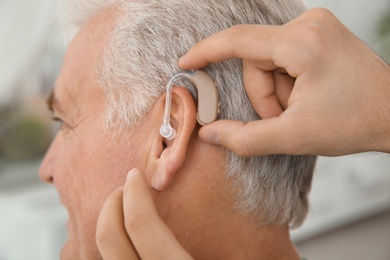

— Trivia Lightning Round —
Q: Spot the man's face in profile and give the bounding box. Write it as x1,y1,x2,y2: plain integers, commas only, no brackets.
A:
39,10,152,259
38,7,230,258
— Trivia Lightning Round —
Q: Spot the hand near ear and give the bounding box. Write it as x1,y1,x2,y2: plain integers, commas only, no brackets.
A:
96,168,193,260
179,8,390,156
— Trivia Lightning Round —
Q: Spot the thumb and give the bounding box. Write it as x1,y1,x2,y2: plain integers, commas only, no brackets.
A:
199,118,300,156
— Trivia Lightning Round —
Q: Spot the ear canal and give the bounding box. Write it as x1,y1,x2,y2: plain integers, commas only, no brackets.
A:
160,124,176,140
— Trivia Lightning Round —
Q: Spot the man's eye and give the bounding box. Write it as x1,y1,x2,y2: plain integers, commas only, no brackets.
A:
51,116,66,130
50,116,75,132
51,116,64,124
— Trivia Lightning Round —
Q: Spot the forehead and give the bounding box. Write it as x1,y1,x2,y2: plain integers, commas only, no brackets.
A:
53,8,117,115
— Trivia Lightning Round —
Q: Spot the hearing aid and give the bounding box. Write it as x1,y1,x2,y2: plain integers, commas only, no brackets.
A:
160,70,219,140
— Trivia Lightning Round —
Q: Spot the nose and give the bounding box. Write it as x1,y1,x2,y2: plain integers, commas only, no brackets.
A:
39,134,62,184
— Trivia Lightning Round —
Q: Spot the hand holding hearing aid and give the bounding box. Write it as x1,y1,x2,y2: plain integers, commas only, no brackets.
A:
96,169,193,260
179,8,390,157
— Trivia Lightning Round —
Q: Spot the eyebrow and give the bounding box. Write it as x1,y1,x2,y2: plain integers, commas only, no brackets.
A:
46,90,55,112
46,90,62,114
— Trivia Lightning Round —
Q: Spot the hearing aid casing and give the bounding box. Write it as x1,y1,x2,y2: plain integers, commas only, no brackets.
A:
190,70,219,126
160,70,219,140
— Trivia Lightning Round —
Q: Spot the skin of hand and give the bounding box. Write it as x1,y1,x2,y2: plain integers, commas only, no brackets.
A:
179,8,390,157
96,168,193,260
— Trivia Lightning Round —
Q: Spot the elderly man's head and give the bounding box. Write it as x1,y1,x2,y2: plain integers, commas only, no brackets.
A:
40,0,316,259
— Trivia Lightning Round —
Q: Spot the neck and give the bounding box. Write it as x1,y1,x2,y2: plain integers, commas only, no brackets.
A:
157,136,301,259
212,222,301,260
179,195,301,260
158,173,301,260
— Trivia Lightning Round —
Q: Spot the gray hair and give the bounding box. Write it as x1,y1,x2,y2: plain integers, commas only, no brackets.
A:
60,0,316,228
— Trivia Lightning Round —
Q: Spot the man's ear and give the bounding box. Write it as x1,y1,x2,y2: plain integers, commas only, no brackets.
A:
147,86,197,191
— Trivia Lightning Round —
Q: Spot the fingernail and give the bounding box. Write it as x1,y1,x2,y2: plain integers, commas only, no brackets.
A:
178,53,188,65
127,169,137,181
201,129,220,145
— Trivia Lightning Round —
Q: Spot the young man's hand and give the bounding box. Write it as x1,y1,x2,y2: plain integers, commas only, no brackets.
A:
96,169,193,260
179,8,390,157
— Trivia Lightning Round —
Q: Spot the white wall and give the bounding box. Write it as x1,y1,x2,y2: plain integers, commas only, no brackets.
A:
0,0,62,106
306,0,389,51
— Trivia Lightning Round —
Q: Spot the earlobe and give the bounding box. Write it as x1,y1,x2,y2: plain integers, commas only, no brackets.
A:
149,87,197,191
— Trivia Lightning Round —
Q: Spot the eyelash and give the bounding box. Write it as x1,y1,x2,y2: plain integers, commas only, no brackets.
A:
51,116,74,132
51,116,64,125
51,116,72,131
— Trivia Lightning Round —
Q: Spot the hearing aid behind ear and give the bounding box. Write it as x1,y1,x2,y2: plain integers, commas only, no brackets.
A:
160,70,219,140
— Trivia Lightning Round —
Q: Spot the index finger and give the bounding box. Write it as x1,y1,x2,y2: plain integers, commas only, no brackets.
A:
178,24,280,70
96,188,140,260
123,169,193,260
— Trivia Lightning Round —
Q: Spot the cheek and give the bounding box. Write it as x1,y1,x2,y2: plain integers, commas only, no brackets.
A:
54,122,149,256
54,130,124,254
61,131,121,213
59,128,143,214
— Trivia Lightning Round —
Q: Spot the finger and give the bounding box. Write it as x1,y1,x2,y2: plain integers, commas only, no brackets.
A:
243,60,283,119
123,169,193,260
273,70,295,110
96,188,140,260
199,117,305,156
178,24,280,70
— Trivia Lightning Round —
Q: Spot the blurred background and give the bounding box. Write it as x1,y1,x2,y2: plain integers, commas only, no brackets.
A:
0,0,389,259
